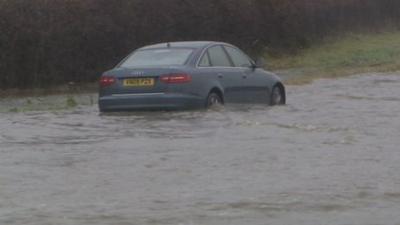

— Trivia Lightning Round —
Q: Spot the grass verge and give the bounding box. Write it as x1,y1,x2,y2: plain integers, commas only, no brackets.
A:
0,94,97,113
0,82,98,98
267,31,400,85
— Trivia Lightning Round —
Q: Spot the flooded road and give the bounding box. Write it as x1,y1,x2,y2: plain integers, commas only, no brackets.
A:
1,73,400,225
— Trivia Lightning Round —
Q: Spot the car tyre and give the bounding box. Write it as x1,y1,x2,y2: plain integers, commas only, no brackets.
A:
270,85,285,106
206,92,223,108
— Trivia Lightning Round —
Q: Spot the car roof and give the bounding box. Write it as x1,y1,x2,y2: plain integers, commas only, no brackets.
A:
139,41,227,50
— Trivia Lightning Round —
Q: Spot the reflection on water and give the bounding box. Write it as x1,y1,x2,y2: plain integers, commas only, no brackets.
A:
1,73,400,225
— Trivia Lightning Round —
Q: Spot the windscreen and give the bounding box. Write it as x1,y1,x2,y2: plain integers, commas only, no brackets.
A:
119,48,193,68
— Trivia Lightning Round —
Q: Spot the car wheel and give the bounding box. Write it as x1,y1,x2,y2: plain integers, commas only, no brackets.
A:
206,92,223,108
270,85,285,106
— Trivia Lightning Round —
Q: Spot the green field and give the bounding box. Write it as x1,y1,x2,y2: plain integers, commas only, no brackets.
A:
268,32,400,84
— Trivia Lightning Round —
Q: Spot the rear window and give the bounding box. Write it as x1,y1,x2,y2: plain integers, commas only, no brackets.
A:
119,48,193,68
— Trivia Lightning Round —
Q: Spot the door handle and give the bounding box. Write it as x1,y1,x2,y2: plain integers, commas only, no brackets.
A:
218,73,224,79
242,74,248,79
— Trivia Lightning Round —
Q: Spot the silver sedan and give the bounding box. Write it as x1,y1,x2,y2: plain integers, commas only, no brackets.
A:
98,41,286,112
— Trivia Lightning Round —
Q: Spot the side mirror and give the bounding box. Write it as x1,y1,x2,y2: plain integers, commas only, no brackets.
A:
253,57,266,69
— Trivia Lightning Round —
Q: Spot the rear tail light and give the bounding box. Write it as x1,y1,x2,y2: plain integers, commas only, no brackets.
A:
100,76,116,87
160,73,192,84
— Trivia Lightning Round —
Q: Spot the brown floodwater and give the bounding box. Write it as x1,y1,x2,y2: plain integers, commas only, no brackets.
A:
1,73,400,225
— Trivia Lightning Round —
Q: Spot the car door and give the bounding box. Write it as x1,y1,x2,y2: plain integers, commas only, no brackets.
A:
223,45,269,103
199,45,244,103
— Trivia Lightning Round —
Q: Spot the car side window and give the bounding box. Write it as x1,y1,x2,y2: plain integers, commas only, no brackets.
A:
224,46,252,68
198,51,211,67
207,45,232,67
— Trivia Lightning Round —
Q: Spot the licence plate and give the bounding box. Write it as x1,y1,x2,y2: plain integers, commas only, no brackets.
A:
123,78,155,87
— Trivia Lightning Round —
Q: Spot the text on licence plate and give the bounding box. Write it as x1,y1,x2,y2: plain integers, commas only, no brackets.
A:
123,78,155,87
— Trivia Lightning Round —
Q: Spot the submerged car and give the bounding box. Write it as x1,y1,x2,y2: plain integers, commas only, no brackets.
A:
98,41,285,112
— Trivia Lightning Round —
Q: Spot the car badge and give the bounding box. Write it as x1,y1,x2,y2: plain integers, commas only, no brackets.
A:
130,71,145,77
